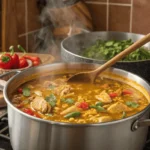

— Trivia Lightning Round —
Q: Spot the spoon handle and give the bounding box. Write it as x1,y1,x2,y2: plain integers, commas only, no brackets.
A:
92,33,150,79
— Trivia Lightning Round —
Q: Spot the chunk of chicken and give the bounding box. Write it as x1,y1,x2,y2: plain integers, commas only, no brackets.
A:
31,96,51,113
95,91,112,104
12,94,22,103
107,102,132,114
99,116,113,123
60,102,81,115
54,84,73,97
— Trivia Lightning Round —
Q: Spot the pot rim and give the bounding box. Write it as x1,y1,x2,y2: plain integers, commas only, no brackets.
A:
61,31,150,63
3,62,150,127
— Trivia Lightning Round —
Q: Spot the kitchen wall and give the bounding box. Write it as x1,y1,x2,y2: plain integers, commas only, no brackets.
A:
84,0,150,34
0,0,150,52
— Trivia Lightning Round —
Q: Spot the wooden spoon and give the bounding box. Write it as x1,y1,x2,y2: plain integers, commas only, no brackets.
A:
68,33,150,83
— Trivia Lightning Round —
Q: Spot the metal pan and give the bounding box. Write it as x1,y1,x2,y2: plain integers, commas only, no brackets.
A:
61,31,150,83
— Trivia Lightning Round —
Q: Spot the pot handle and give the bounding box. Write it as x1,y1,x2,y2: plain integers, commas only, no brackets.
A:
0,71,21,90
132,119,150,131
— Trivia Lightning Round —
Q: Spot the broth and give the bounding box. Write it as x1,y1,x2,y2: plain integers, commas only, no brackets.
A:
12,74,149,124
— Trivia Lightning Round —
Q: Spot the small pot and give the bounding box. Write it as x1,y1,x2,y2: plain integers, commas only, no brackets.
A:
61,31,150,83
0,63,150,150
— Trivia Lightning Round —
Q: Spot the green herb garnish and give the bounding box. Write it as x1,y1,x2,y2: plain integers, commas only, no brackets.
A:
23,87,30,97
126,101,139,108
90,105,106,112
95,101,103,106
64,112,81,118
61,98,75,104
45,94,56,107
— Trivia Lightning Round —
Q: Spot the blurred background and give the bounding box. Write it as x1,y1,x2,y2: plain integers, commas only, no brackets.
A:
0,0,149,60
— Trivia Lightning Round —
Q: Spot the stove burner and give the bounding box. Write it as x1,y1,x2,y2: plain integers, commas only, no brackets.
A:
0,108,150,150
0,109,12,150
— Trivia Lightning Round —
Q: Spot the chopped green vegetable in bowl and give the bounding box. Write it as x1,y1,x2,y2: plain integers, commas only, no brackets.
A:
82,39,150,61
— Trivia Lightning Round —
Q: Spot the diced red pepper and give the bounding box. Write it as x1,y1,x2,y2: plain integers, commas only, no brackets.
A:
77,102,89,110
23,108,34,116
18,88,23,93
109,93,118,98
122,90,133,95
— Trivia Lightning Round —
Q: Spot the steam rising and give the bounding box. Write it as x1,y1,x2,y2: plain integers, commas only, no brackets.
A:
35,0,92,59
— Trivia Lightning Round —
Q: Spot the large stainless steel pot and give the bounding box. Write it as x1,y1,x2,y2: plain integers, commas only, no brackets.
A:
61,31,150,83
1,63,150,150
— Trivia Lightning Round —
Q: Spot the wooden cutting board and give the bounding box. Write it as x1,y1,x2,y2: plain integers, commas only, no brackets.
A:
0,53,55,108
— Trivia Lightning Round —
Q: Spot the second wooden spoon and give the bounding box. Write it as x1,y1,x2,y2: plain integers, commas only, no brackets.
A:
68,33,150,83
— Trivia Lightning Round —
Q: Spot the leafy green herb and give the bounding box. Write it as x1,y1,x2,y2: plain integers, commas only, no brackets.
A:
82,39,150,61
90,105,106,112
23,87,30,97
45,94,56,107
126,101,139,108
61,98,75,104
64,112,81,118
122,111,126,119
95,101,103,106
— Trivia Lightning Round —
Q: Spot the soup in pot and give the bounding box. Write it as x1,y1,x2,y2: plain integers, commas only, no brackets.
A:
12,74,149,124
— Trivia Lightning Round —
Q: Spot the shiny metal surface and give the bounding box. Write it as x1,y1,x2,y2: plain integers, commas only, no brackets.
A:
1,63,150,150
61,31,150,82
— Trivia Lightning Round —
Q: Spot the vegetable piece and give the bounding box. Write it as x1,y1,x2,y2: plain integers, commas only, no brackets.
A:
23,108,34,116
77,102,89,110
126,101,139,108
23,87,30,97
18,88,23,93
90,105,106,112
19,57,28,68
122,90,133,95
23,55,41,66
64,111,81,118
9,46,19,69
45,94,57,107
0,53,13,69
95,101,103,106
61,98,75,104
122,111,126,119
109,93,118,98
82,39,150,61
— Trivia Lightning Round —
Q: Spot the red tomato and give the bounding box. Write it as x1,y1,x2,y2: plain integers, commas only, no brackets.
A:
122,90,133,95
109,93,118,98
23,108,34,116
18,88,23,93
77,102,89,110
